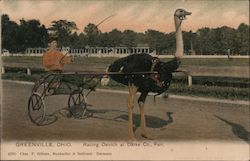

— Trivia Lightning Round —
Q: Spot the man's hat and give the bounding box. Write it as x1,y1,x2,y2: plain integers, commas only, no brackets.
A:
49,34,57,42
48,30,58,42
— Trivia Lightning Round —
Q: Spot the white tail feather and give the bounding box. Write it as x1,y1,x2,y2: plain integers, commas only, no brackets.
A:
101,77,110,86
101,67,110,86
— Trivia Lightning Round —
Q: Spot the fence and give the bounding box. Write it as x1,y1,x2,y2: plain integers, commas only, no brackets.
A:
2,53,249,59
0,66,193,87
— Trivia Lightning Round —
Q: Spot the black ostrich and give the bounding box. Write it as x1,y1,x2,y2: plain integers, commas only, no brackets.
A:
104,9,191,140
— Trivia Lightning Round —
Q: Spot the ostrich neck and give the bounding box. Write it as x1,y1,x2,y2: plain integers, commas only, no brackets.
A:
174,18,183,58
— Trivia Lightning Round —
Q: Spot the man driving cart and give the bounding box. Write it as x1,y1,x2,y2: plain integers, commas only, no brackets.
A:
43,40,72,71
42,40,97,91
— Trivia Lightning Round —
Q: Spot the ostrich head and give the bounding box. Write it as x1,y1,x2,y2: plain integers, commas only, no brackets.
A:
174,8,192,21
174,8,191,59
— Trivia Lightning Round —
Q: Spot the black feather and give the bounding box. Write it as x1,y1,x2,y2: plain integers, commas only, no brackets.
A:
108,54,180,102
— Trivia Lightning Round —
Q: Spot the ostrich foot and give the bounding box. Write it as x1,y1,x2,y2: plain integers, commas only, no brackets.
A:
128,135,136,141
141,132,156,140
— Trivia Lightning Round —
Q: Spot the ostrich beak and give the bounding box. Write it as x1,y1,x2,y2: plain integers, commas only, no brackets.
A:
185,11,192,16
182,11,192,20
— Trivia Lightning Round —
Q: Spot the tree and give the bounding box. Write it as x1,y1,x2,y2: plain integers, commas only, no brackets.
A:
2,13,249,55
83,23,101,46
135,32,147,45
17,19,48,51
122,30,137,47
145,29,166,54
210,28,222,54
74,33,87,48
2,14,19,52
49,20,78,47
183,31,194,54
236,23,249,55
69,32,80,48
99,32,110,47
164,32,175,54
220,26,237,55
193,27,216,55
106,29,123,47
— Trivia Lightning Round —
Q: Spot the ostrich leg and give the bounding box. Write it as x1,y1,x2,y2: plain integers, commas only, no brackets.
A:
139,102,147,137
127,83,137,140
138,92,154,139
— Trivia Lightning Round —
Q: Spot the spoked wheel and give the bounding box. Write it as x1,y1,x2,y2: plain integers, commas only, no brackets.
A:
28,93,46,125
32,77,46,93
28,93,58,125
32,74,61,96
68,90,87,119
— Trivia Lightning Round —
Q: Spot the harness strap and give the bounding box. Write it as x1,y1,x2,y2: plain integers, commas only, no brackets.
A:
150,57,165,88
150,57,159,71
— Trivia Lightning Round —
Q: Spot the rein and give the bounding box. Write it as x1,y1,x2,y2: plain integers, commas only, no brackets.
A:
150,57,165,88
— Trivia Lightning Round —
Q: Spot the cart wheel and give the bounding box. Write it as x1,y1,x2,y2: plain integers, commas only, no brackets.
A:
68,90,87,119
28,93,46,125
32,75,61,96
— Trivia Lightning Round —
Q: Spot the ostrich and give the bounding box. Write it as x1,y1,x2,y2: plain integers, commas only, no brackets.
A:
105,9,191,140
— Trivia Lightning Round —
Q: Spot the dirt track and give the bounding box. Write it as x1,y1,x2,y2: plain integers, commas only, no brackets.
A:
1,81,249,142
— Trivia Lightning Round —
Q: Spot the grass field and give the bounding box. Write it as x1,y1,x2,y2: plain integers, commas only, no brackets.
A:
1,56,249,100
2,56,249,68
2,72,249,100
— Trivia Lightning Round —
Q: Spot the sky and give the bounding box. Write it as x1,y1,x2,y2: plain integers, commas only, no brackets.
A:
1,0,249,33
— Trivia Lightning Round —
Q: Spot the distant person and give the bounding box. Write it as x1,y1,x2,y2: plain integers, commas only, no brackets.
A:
43,40,72,71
